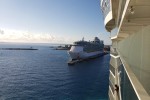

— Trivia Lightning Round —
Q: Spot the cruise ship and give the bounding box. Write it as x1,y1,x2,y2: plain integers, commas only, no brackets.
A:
68,37,104,60
101,0,150,100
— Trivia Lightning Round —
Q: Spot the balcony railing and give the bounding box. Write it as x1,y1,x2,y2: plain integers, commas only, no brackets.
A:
119,64,139,100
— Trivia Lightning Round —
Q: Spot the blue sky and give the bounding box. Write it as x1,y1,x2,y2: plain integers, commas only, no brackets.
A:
0,0,111,44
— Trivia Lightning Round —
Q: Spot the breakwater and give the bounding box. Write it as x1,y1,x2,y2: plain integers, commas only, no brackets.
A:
0,48,38,50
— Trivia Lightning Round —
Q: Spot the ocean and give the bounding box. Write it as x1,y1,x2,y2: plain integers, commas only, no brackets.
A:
0,43,110,100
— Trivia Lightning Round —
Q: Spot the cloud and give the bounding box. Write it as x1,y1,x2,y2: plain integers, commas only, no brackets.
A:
0,28,112,45
0,28,73,43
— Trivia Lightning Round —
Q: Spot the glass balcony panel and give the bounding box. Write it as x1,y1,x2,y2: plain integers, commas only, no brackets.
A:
109,80,115,94
120,64,139,100
110,64,115,75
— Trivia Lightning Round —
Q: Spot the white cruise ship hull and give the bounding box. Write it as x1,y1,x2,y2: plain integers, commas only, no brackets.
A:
68,46,103,60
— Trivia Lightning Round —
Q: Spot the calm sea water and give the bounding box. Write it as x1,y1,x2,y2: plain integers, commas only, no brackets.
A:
0,43,110,100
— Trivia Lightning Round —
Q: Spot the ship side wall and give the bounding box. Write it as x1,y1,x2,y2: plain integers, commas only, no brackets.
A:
69,46,83,52
68,45,103,60
101,0,150,99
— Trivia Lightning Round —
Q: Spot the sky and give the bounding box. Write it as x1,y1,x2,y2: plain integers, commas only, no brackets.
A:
0,0,111,45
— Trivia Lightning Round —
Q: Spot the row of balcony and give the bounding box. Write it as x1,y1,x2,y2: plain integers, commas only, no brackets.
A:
109,47,139,100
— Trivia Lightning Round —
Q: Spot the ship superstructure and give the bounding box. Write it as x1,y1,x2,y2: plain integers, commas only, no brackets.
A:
68,37,104,60
101,0,150,100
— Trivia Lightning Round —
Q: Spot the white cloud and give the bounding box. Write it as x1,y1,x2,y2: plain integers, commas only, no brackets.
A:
0,28,74,44
0,28,112,45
